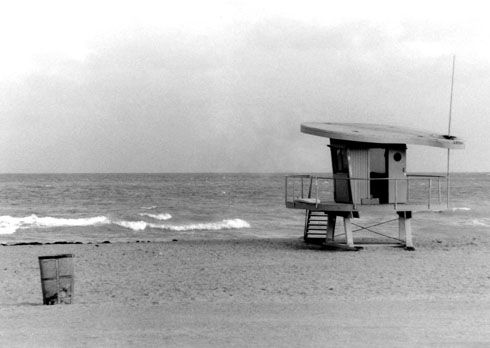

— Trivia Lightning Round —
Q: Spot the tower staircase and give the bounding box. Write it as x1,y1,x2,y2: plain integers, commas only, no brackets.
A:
303,210,329,241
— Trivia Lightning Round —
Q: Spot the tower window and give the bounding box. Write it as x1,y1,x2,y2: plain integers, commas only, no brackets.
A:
332,148,349,173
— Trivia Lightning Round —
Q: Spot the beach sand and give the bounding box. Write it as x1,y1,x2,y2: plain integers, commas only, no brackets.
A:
1,232,490,347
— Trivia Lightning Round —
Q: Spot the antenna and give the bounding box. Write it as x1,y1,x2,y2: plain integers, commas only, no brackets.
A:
446,55,456,208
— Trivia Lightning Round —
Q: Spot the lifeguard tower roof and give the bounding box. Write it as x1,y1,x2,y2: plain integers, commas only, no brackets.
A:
301,122,464,149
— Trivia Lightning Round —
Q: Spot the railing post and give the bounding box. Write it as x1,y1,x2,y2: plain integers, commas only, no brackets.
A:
407,177,410,203
292,178,295,200
438,177,441,204
315,176,319,208
446,174,450,208
308,176,313,199
394,179,398,210
285,176,288,204
301,177,304,198
428,178,432,209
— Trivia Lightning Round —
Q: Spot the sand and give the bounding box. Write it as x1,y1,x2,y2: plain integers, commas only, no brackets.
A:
1,234,490,347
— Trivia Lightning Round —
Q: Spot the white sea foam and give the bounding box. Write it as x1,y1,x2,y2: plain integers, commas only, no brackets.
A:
0,214,251,235
0,217,21,235
141,206,157,210
0,215,111,235
149,218,251,231
451,207,471,212
115,218,251,232
139,213,172,221
469,218,490,227
437,207,472,214
115,220,149,231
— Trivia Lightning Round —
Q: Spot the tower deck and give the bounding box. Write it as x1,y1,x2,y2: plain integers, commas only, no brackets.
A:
285,174,448,250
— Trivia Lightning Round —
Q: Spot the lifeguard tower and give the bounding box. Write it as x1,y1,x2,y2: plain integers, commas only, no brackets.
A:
285,123,464,250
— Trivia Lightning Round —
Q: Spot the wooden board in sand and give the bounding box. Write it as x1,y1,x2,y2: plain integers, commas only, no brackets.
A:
301,122,465,149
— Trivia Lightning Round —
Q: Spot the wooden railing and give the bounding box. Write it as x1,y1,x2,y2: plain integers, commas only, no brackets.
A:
285,174,448,210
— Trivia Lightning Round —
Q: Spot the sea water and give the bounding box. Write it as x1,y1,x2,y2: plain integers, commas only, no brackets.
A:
0,173,488,243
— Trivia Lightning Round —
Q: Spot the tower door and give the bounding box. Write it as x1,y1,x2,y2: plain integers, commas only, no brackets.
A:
369,148,388,204
330,146,352,203
349,149,369,204
388,149,407,203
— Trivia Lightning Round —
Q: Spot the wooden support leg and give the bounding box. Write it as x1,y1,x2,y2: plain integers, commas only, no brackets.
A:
397,211,414,250
326,215,336,241
404,217,414,250
343,215,354,248
398,216,404,241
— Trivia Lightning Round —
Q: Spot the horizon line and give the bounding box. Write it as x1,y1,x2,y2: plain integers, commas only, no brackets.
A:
0,171,487,175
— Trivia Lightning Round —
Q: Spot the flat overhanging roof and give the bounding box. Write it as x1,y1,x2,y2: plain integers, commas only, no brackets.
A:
301,122,465,149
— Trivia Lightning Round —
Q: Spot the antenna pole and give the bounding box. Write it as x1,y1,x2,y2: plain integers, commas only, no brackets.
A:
446,55,456,208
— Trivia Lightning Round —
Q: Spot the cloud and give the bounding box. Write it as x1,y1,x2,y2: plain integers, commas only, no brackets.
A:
0,17,488,172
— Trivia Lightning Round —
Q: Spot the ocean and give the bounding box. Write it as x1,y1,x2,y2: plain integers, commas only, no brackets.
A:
0,173,489,244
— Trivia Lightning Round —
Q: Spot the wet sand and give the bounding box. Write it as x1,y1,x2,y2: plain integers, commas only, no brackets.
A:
1,235,490,347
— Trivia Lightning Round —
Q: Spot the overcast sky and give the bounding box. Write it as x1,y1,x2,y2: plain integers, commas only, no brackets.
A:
1,0,489,173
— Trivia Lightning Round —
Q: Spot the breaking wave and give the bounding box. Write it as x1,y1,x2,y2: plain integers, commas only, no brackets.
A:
437,207,472,215
468,218,490,227
0,215,250,234
0,215,111,235
153,218,250,231
114,219,250,232
450,207,471,212
115,220,148,231
138,213,172,221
